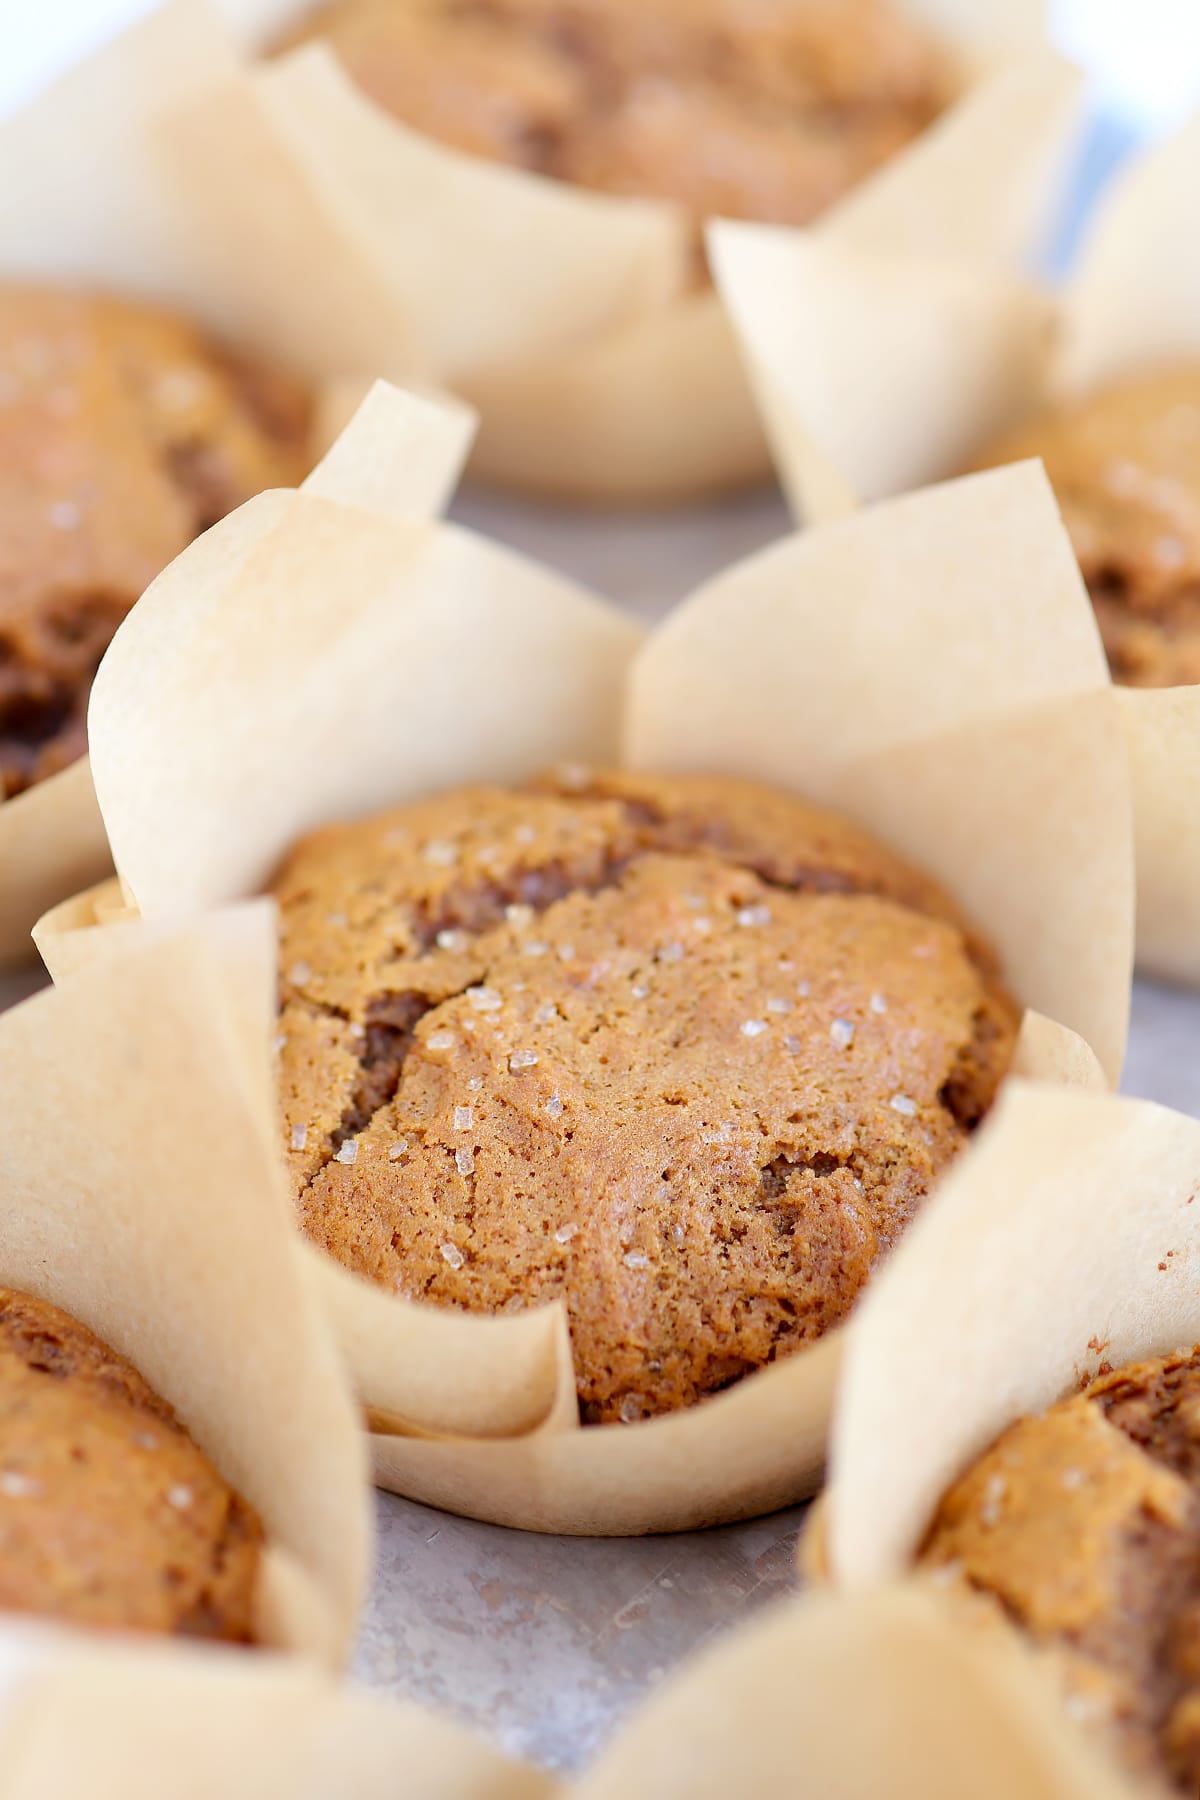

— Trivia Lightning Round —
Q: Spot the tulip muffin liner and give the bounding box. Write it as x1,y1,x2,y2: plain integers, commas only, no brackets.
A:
33,382,1133,1534
801,1077,1200,1795
573,1583,1125,1800
0,0,475,965
711,111,1200,985
0,910,370,1663
0,1625,550,1800
155,0,1082,503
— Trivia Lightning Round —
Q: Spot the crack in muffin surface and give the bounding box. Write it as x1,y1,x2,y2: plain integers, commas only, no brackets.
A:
273,769,1018,1423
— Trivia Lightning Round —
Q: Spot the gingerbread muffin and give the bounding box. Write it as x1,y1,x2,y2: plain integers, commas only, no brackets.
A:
0,286,311,800
0,1287,263,1640
277,0,953,233
971,368,1200,687
920,1348,1200,1794
272,767,1018,1425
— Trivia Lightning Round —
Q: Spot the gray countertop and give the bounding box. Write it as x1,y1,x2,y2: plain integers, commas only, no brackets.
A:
5,486,1198,1775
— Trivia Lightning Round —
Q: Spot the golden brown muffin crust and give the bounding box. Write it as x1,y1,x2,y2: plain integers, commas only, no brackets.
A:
970,367,1200,687
920,1348,1200,1794
0,286,312,800
278,0,953,231
0,1288,263,1640
273,768,1018,1424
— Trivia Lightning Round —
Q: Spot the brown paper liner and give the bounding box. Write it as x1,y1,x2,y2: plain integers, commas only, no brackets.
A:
712,108,1200,986
0,909,370,1663
159,0,1073,504
800,1078,1200,1795
576,1583,1126,1800
33,387,1132,1533
0,4,478,967
0,763,113,969
821,1079,1200,1582
0,1626,552,1800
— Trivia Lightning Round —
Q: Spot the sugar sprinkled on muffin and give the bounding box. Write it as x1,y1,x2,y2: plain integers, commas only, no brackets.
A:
272,768,1017,1423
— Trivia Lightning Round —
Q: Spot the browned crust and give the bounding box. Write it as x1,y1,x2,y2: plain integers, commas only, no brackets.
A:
273,768,1017,1424
0,1288,263,1641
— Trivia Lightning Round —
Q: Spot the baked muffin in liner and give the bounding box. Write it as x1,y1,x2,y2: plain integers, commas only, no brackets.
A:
159,0,1081,503
33,383,1133,1533
0,1629,548,1800
712,111,1200,985
574,1582,1125,1800
0,0,466,966
0,911,369,1663
806,1078,1200,1795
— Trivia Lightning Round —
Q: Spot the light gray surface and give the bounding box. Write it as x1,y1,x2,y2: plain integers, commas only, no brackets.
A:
451,486,792,626
4,489,1200,1775
354,1493,805,1770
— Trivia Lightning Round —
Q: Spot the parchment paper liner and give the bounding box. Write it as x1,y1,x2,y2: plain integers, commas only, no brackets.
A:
159,0,1080,503
0,1623,552,1800
0,1,478,967
574,1582,1125,1800
791,1077,1200,1793
34,383,1133,1534
818,1078,1200,1579
0,910,370,1663
711,111,1200,985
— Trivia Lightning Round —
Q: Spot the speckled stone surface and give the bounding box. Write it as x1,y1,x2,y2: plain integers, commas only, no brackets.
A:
353,1492,805,1768
3,489,1200,1773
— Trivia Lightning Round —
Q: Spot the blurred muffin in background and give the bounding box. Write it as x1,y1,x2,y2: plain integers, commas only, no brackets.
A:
0,287,311,800
278,0,955,232
971,368,1200,688
0,1287,263,1641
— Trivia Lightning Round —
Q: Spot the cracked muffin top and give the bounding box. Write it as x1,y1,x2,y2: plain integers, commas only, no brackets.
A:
0,1288,263,1639
919,1348,1200,1795
970,367,1200,687
277,0,953,233
272,767,1018,1425
0,286,312,801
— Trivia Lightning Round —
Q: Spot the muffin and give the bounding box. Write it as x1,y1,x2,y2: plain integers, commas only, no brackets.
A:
970,368,1200,687
920,1347,1200,1794
0,1287,263,1639
0,286,311,800
277,0,954,234
272,766,1019,1425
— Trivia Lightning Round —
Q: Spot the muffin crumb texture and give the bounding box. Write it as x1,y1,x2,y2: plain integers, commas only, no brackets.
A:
279,0,953,231
0,1288,263,1639
971,367,1200,686
273,769,1017,1423
920,1347,1200,1793
0,287,311,799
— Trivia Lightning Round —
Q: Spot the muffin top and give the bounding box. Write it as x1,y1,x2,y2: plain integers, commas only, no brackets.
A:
278,0,952,231
273,768,1018,1424
970,367,1200,687
920,1347,1200,1794
0,1287,263,1639
0,286,311,800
